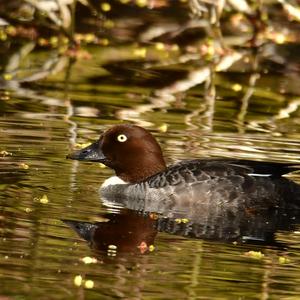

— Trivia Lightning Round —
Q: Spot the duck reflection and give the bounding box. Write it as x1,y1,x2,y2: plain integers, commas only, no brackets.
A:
64,203,300,256
64,210,158,255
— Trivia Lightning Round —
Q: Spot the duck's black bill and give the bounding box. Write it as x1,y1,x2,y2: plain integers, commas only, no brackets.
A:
67,141,105,162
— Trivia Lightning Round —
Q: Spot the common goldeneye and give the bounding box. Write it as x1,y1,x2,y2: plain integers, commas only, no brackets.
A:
67,124,300,218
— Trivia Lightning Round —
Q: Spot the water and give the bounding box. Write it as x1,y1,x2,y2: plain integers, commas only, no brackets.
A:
1,49,300,299
2,3,300,298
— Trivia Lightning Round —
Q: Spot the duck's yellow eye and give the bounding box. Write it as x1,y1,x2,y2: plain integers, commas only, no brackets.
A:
117,134,127,142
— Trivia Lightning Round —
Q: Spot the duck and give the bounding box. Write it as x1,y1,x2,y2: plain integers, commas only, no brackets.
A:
67,124,300,219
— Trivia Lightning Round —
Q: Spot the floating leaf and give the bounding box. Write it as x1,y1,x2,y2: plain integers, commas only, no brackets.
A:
85,280,94,289
158,123,168,133
149,245,155,252
278,256,290,264
39,194,49,204
19,163,29,169
81,256,97,264
74,275,82,287
245,251,264,259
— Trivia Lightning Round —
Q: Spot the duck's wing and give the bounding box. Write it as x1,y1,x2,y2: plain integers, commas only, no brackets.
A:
170,159,299,178
216,159,299,177
145,158,299,190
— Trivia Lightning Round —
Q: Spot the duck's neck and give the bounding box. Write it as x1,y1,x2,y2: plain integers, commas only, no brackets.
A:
116,156,167,183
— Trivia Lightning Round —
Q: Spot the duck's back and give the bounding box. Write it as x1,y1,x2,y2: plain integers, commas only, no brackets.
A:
100,159,300,219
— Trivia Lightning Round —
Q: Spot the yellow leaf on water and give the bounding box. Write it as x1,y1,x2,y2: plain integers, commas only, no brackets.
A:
81,256,97,264
136,0,147,7
232,83,242,92
74,275,82,287
155,42,165,50
181,218,189,224
278,256,290,264
19,163,29,170
101,2,111,12
245,251,264,259
149,245,155,252
85,280,94,289
40,195,49,204
133,48,147,58
158,123,168,133
3,74,12,80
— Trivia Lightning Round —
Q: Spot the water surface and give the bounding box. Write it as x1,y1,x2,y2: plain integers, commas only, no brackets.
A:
2,3,300,298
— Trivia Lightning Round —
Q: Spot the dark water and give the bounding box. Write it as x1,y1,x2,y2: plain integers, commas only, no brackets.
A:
2,2,300,298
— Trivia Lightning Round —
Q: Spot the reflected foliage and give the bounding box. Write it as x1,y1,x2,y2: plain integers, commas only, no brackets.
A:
2,1,300,132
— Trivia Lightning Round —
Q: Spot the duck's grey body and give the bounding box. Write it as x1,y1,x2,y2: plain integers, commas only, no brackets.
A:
100,159,300,220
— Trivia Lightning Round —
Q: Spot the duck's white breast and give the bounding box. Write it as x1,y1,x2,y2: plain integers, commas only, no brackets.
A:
101,176,127,188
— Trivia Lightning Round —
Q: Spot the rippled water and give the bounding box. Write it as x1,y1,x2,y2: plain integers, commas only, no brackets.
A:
1,46,300,299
